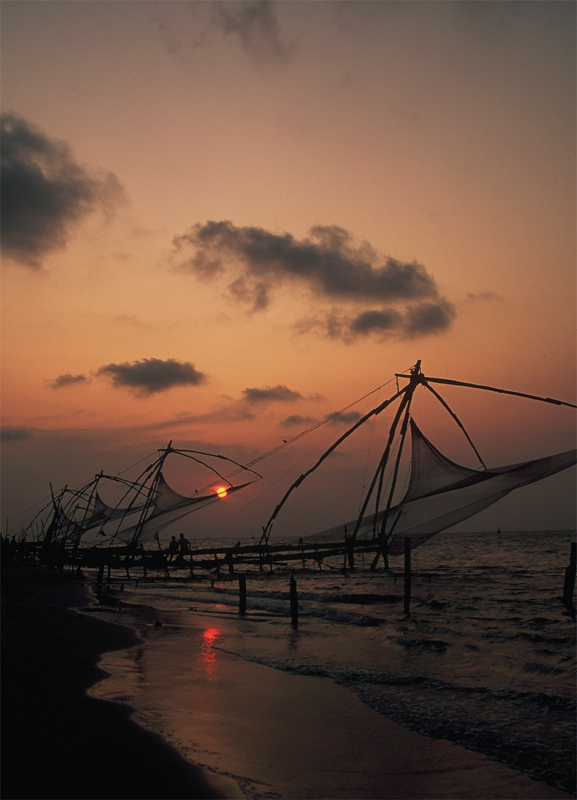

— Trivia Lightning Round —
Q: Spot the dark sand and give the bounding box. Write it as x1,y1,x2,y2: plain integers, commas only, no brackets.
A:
2,567,574,800
1,567,225,800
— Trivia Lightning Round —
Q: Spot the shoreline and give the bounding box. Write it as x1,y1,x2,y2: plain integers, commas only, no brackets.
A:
0,566,227,800
86,584,574,799
2,565,574,800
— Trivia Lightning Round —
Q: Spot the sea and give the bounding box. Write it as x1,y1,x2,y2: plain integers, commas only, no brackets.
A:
87,530,576,797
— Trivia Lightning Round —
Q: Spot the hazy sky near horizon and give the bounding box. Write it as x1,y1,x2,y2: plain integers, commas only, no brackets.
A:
2,0,575,540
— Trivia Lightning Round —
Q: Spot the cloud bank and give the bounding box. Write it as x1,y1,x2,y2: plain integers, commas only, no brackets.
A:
96,358,207,396
1,114,124,269
173,220,455,340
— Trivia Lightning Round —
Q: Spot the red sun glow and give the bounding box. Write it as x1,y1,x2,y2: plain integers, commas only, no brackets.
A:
215,486,228,498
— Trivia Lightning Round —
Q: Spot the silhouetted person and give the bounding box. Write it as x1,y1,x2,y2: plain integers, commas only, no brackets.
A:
178,533,190,556
167,536,179,561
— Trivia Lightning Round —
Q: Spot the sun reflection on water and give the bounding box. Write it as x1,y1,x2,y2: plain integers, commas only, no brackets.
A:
199,628,222,680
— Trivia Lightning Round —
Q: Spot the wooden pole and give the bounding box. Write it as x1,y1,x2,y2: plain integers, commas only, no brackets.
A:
97,562,105,600
562,542,576,608
290,574,298,627
404,537,411,617
368,388,414,570
239,574,247,615
345,530,355,571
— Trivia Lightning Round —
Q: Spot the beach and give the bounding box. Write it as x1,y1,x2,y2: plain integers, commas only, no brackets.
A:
0,567,228,800
2,534,575,800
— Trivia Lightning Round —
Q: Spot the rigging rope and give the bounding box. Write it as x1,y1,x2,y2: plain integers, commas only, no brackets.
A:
244,375,398,470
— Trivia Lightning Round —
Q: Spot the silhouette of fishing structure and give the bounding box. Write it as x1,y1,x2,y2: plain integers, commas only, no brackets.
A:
10,362,576,587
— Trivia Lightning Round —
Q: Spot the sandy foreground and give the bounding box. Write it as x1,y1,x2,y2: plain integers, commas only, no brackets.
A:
1,567,573,800
1,568,224,800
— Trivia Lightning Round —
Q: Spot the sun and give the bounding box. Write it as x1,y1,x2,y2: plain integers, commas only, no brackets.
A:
215,486,228,498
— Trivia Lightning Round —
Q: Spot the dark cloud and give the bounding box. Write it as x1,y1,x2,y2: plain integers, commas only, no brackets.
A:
1,114,124,269
212,1,293,65
50,373,89,389
297,299,455,342
404,301,456,337
1,426,33,442
350,308,402,334
174,221,439,309
96,358,207,396
280,414,319,428
242,384,303,404
173,220,456,341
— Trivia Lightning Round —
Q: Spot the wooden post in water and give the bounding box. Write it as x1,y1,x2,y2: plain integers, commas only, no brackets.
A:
96,562,105,600
345,528,355,571
562,542,576,608
404,537,411,617
239,574,247,615
290,574,298,627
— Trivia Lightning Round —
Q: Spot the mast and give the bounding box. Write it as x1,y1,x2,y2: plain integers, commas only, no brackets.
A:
44,483,65,546
371,386,415,570
70,472,103,561
352,361,420,570
129,441,173,549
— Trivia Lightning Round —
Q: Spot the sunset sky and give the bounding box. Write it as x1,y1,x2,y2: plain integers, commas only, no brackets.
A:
2,0,575,542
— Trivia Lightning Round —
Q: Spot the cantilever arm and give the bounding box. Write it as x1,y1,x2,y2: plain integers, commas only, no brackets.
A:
397,375,577,409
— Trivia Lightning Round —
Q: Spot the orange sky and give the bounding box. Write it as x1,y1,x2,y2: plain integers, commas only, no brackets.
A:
1,1,575,539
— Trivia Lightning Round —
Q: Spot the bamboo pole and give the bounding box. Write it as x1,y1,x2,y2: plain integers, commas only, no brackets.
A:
562,542,576,608
290,575,298,627
404,538,412,617
239,574,247,615
368,388,414,570
97,562,105,600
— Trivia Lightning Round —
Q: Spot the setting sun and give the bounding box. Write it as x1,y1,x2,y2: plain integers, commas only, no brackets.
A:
215,487,228,499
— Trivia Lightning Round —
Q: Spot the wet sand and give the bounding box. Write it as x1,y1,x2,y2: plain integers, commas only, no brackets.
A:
91,596,573,799
2,567,573,800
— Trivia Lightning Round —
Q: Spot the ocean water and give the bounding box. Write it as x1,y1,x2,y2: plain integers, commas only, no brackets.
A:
88,530,576,796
